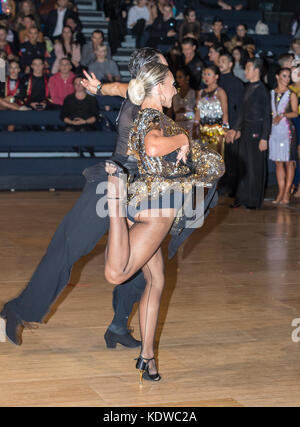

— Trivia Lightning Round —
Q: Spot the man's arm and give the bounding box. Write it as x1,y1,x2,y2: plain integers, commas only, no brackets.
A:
81,70,128,98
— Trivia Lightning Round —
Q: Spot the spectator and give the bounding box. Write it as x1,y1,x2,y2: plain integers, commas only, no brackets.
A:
290,39,300,61
81,30,111,68
127,0,152,48
88,45,120,83
0,59,29,111
149,0,169,22
65,16,85,47
19,27,46,73
278,53,295,69
178,7,201,43
1,0,16,23
60,75,99,131
148,3,177,48
14,0,40,33
204,17,230,49
51,25,81,74
218,52,245,196
208,43,226,67
232,45,249,82
0,14,16,46
168,66,196,135
0,26,15,61
18,15,44,44
180,37,204,91
103,0,125,56
17,57,51,110
49,57,75,106
229,24,255,58
46,0,78,39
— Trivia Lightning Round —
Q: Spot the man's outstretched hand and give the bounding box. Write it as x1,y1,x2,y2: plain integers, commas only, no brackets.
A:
81,70,101,95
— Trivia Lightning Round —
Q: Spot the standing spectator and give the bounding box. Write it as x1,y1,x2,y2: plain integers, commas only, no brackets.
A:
180,37,204,92
18,15,44,44
103,0,124,56
226,58,272,209
46,0,78,39
178,7,201,43
269,68,298,205
204,17,230,49
17,57,51,110
51,25,81,74
65,16,85,47
19,27,46,73
81,30,111,68
88,45,120,83
208,44,225,67
147,3,177,48
232,45,249,83
219,52,245,196
127,0,152,48
49,57,75,106
60,75,99,131
229,24,255,58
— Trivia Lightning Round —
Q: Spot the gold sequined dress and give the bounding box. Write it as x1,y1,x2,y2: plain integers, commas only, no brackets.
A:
126,108,224,219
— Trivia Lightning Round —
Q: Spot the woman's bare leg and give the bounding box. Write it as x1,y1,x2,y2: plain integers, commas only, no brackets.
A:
274,161,285,203
282,161,296,203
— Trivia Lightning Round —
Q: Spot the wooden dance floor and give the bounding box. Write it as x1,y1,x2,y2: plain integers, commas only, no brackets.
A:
1,190,300,407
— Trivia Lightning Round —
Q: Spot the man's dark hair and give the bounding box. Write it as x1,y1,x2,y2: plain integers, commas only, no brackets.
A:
31,57,44,64
24,14,35,21
246,57,266,77
72,74,84,84
212,17,223,25
128,47,163,78
220,52,234,64
237,23,247,31
92,29,104,38
181,37,198,48
183,7,196,17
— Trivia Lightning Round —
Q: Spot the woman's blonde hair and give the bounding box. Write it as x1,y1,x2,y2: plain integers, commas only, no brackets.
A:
128,62,170,105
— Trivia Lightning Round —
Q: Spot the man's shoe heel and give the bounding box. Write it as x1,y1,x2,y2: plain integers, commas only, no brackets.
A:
104,336,117,349
0,317,6,342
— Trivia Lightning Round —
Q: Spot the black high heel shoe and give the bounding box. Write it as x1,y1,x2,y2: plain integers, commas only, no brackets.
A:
135,355,161,384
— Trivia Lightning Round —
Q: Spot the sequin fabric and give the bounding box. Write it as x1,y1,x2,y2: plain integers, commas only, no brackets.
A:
127,108,224,208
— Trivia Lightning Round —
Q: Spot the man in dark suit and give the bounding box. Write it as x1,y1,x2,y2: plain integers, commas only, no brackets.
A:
46,0,78,39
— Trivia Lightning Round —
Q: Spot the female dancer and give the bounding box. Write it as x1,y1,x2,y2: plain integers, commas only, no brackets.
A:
104,63,224,383
195,65,228,156
269,67,298,205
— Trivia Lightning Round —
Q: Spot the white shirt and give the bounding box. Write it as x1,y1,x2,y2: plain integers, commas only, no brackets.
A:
127,5,150,29
53,8,67,37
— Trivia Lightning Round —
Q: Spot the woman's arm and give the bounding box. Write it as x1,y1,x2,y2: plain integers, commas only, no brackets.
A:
284,92,299,119
145,129,189,157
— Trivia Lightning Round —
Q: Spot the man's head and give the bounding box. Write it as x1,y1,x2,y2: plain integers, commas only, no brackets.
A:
219,53,234,74
9,60,21,79
28,27,39,44
23,14,35,29
91,30,104,46
59,57,72,74
31,57,44,76
245,58,265,82
0,26,8,43
137,0,147,6
128,47,167,79
278,53,294,69
212,17,223,34
184,7,196,23
57,0,68,9
236,24,247,38
181,37,197,59
292,39,300,56
73,75,85,93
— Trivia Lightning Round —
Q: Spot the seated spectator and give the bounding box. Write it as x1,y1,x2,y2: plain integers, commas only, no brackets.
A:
65,15,85,46
0,14,17,48
218,0,246,10
290,39,300,61
208,43,226,67
178,7,201,43
81,30,111,67
0,59,29,111
14,0,40,33
49,57,75,106
18,15,44,44
149,0,169,22
0,26,16,61
60,75,99,131
179,37,204,91
127,0,152,48
278,53,295,69
88,45,120,83
17,57,52,110
204,17,230,49
148,2,177,48
46,0,78,39
232,45,249,82
19,27,46,73
1,0,16,23
229,24,255,57
51,25,81,74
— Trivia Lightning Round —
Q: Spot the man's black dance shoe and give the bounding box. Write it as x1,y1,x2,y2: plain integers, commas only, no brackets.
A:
104,328,141,349
0,305,24,345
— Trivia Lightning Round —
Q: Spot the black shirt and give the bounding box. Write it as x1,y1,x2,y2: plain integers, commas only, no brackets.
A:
179,53,204,91
60,93,99,121
206,32,230,46
219,72,245,127
17,74,48,104
19,41,46,68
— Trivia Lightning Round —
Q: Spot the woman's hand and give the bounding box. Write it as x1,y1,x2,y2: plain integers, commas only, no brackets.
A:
81,70,101,95
176,143,189,165
273,114,283,125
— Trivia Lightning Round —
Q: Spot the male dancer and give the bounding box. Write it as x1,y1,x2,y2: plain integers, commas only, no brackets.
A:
0,48,218,346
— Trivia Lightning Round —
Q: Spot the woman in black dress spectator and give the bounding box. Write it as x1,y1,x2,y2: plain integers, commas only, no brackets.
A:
148,2,177,48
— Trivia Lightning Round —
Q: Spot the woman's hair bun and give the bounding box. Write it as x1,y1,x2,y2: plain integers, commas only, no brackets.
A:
128,78,145,105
